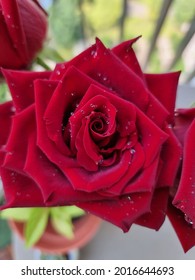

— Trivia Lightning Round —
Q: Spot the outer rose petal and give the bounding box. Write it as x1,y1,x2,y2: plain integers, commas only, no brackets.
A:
0,167,44,209
157,124,182,187
174,108,195,146
0,101,14,166
3,105,35,172
168,201,195,253
76,192,152,232
135,188,170,230
145,72,180,124
112,36,144,80
2,69,51,112
173,120,195,225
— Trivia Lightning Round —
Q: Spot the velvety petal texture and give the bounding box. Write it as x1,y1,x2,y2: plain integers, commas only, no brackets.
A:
1,37,193,251
0,0,47,70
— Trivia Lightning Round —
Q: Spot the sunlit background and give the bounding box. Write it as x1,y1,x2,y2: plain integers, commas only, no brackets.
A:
39,0,195,85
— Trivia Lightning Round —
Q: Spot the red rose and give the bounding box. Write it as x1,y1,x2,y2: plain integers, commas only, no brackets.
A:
0,0,47,70
168,108,195,252
0,38,181,232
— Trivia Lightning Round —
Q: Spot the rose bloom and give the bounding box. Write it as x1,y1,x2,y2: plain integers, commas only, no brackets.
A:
1,37,190,247
0,0,47,70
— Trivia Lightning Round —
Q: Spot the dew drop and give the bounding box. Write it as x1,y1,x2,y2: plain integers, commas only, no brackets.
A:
10,106,16,113
130,148,136,154
184,214,193,225
98,159,104,165
60,64,66,69
91,50,97,57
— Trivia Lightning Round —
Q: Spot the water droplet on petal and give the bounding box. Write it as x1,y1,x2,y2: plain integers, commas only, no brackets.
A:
130,148,136,154
10,106,16,113
184,214,193,225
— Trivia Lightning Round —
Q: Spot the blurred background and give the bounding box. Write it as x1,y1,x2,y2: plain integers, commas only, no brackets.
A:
39,0,195,84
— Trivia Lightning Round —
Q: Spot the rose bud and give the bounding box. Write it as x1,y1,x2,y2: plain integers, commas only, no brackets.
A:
0,0,47,70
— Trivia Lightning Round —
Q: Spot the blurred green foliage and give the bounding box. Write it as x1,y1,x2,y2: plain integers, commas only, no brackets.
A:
46,0,195,73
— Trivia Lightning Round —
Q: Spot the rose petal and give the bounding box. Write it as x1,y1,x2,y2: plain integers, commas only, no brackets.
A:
3,105,35,172
2,69,51,112
98,142,145,196
0,167,44,208
0,101,14,167
76,192,152,232
157,124,182,187
173,120,195,224
145,72,180,124
35,79,76,170
135,188,169,230
168,201,195,253
0,0,28,63
24,128,104,205
112,36,144,80
174,108,195,146
65,149,133,192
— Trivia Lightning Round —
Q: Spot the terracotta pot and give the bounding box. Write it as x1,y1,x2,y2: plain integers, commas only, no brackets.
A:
9,214,101,255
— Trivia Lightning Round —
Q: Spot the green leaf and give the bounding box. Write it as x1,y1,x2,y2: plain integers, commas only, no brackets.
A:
0,83,9,103
0,208,32,221
65,206,85,218
24,208,49,248
51,215,74,239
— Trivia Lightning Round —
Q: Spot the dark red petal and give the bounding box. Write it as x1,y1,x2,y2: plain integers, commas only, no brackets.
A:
136,108,168,167
99,143,145,196
174,108,195,146
124,154,160,194
75,117,99,171
0,167,44,208
52,38,149,111
43,66,100,156
17,0,47,62
65,149,133,192
76,192,152,232
168,201,195,253
173,120,195,224
0,8,23,69
0,0,28,63
35,79,76,170
53,39,169,126
3,105,35,172
112,36,144,80
0,101,14,167
24,128,103,205
135,188,170,230
145,72,180,124
2,69,51,112
157,124,182,187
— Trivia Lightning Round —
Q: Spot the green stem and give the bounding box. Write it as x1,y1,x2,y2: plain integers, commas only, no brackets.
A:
36,57,51,70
